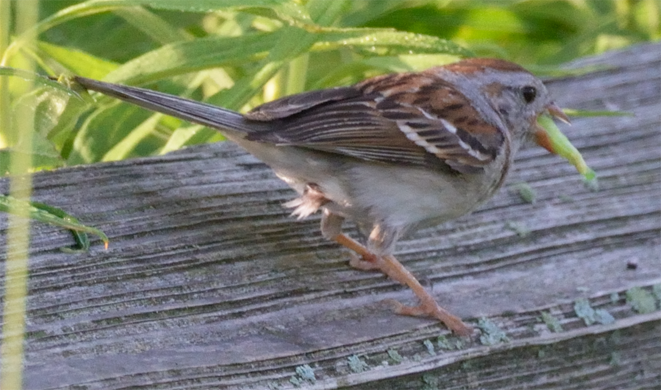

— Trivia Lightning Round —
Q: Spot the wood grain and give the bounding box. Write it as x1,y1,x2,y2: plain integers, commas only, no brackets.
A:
1,42,660,390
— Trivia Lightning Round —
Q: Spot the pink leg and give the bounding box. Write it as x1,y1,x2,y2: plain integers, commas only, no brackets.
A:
334,233,472,336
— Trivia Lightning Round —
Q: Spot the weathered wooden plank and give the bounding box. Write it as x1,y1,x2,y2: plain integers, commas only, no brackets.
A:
1,42,660,389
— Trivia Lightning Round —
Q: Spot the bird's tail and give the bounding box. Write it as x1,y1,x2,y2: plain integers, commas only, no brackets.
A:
73,76,268,135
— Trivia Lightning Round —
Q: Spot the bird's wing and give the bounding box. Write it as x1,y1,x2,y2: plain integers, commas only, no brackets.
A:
245,72,506,173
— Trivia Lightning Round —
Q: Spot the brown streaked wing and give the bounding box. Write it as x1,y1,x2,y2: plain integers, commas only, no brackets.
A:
422,82,504,161
245,72,505,173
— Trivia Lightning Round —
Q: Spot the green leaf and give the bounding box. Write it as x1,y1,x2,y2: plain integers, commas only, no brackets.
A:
309,0,349,25
107,0,313,26
536,115,597,186
1,67,85,172
308,60,382,89
0,78,92,172
562,108,635,118
0,66,83,96
633,0,661,39
0,195,108,252
31,0,313,33
101,113,162,161
160,125,203,154
0,147,62,175
339,1,408,27
313,29,473,57
112,6,194,45
3,0,311,65
35,40,118,79
38,88,91,154
205,26,317,110
307,53,462,90
104,32,281,84
201,1,351,112
68,103,156,164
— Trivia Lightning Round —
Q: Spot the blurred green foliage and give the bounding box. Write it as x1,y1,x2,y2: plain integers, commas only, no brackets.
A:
0,0,658,173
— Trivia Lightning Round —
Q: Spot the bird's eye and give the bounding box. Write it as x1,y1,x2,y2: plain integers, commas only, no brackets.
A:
521,86,537,104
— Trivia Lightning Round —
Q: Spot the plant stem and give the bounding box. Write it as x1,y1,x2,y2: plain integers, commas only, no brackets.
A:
0,0,11,148
1,1,38,389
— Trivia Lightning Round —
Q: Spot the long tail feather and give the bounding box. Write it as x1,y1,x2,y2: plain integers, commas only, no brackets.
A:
73,77,267,134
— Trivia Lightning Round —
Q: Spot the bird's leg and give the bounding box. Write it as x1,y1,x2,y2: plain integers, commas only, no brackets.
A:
330,231,472,336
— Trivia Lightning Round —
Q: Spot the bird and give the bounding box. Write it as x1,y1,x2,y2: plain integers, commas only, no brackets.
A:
71,58,571,336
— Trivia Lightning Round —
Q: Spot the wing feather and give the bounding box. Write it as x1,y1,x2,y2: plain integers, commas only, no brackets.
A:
245,71,505,173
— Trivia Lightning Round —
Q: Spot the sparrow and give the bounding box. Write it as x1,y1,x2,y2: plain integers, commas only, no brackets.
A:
71,58,571,336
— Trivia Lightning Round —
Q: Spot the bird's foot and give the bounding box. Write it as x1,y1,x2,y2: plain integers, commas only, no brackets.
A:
335,233,473,336
383,297,472,336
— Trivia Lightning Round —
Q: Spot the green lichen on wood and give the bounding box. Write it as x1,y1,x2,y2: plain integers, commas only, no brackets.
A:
574,298,596,325
610,292,620,304
347,354,369,373
541,311,563,332
594,309,615,325
423,339,436,356
437,335,465,350
387,348,403,364
421,374,439,390
626,287,657,314
573,299,613,325
289,364,316,387
653,284,661,302
477,317,509,345
512,182,537,204
609,352,622,366
505,221,531,237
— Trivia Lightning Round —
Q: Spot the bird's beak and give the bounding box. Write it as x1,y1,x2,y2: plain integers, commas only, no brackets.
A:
546,102,571,124
534,102,570,154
